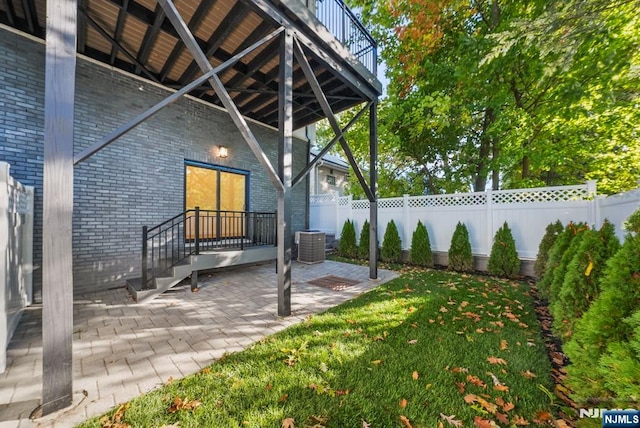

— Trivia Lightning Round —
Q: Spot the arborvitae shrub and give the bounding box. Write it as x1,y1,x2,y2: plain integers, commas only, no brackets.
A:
599,309,640,405
537,222,583,300
564,223,640,405
448,222,473,272
487,222,520,278
551,220,621,339
548,222,589,304
381,220,402,263
409,220,433,267
357,219,370,260
534,220,564,279
338,219,357,258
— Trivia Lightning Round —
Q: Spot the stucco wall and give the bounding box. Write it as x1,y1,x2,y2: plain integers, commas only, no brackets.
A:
0,27,309,296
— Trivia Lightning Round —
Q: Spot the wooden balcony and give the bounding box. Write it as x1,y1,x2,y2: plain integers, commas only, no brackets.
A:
0,0,381,128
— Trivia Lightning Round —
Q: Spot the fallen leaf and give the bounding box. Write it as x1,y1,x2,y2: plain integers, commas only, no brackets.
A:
371,360,383,365
266,383,273,390
487,356,507,365
456,382,466,393
520,370,537,379
464,394,478,404
452,367,469,373
440,306,449,313
494,384,509,392
502,402,515,412
399,398,408,408
440,413,463,427
168,397,202,413
500,340,508,350
200,367,211,374
362,421,371,428
533,411,552,423
495,397,505,407
466,375,486,388
496,412,509,425
476,328,485,334
512,415,530,425
411,322,418,328
554,420,570,427
279,394,288,402
400,415,413,428
474,416,496,428
407,339,418,345
282,417,295,428
412,371,419,380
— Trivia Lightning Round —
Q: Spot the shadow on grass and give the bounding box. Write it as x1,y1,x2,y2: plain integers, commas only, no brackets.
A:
80,269,556,428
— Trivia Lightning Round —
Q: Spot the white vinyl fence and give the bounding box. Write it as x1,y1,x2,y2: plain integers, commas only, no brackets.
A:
310,181,640,260
1,162,34,373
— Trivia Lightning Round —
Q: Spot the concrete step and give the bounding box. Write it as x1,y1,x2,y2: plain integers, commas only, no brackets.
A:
126,246,277,303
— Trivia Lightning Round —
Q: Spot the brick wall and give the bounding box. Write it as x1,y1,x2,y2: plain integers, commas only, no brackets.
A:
0,27,309,296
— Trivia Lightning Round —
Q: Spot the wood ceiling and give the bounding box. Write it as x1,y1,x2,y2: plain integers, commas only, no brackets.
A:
0,0,381,128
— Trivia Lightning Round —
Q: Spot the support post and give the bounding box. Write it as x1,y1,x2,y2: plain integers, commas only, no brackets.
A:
42,0,77,415
141,226,148,289
369,100,378,280
194,206,200,255
191,271,198,291
277,30,294,317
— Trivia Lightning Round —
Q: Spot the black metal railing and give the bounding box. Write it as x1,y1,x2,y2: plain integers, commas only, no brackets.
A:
315,0,377,75
141,208,276,290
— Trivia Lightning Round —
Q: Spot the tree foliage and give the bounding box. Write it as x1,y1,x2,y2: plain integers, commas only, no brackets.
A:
534,220,564,279
358,219,370,260
550,220,620,339
564,212,640,405
410,220,433,267
448,222,473,272
487,222,520,278
338,220,357,258
381,220,403,263
343,0,640,195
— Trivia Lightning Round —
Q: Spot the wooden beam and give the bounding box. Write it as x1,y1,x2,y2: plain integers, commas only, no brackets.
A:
110,0,128,64
277,28,294,317
83,11,160,83
159,0,215,81
179,2,248,83
42,0,77,415
77,0,88,53
157,0,284,191
135,4,165,74
20,0,34,33
74,28,282,165
2,0,16,25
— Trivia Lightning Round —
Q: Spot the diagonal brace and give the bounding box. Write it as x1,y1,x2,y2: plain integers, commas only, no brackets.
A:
293,38,375,201
74,24,282,165
292,101,371,187
157,0,284,191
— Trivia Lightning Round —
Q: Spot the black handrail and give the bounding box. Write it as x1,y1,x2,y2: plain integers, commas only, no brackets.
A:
141,208,277,290
315,0,378,75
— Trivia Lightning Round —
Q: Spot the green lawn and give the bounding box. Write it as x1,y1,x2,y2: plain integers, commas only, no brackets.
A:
82,269,557,428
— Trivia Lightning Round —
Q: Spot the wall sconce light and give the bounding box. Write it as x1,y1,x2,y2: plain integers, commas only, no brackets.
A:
218,145,228,158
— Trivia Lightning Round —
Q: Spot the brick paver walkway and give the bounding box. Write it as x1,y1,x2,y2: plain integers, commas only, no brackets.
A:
0,261,398,427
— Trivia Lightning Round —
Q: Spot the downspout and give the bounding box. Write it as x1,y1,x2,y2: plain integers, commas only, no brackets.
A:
305,131,311,229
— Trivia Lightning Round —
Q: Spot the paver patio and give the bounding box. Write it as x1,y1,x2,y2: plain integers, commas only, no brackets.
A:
0,260,398,428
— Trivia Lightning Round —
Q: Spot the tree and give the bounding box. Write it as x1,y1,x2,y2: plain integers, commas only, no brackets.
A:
448,222,473,272
358,219,370,260
487,222,520,278
347,0,640,194
409,220,433,267
338,220,357,258
534,220,564,279
564,210,640,405
381,220,403,263
550,221,620,339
